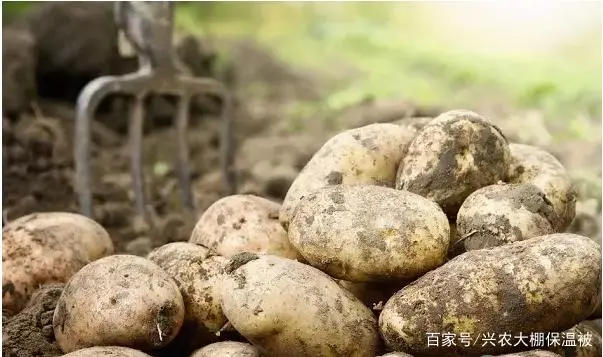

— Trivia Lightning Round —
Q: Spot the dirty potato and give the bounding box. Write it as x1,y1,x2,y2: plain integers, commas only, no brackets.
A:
2,212,113,313
379,233,601,357
191,341,260,357
147,243,228,349
190,195,298,259
396,109,510,217
289,185,449,282
455,183,556,252
550,320,602,357
507,143,577,231
494,352,562,357
280,123,420,229
53,255,185,353
61,346,152,357
220,253,380,357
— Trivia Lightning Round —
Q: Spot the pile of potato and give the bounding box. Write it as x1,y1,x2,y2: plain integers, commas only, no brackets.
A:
2,110,601,357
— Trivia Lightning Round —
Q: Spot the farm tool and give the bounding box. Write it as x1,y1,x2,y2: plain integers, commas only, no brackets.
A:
74,1,236,222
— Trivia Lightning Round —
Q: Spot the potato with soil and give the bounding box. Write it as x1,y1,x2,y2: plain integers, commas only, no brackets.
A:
53,255,185,353
280,122,420,229
190,195,298,259
191,341,260,357
289,184,449,282
495,352,562,357
396,109,510,217
550,320,602,357
2,212,113,313
379,233,601,357
455,183,556,252
147,243,228,350
507,143,577,231
220,253,380,357
61,346,153,357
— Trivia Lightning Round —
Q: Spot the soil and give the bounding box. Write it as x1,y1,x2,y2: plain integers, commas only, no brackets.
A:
2,3,601,356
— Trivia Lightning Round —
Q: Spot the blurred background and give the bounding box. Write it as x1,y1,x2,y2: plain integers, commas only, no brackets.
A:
2,2,601,254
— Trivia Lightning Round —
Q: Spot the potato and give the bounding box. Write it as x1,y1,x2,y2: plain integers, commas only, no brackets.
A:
378,353,414,357
53,254,185,353
396,109,511,217
61,346,152,357
289,184,449,282
455,183,556,252
280,122,419,229
220,253,380,357
8,212,114,260
191,341,260,357
507,143,577,231
2,212,113,313
147,243,228,349
190,195,298,259
379,233,601,357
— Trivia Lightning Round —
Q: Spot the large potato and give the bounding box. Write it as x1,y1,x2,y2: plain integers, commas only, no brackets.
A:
396,109,510,217
280,123,419,229
379,233,601,357
456,183,556,252
61,346,152,357
550,320,602,357
220,253,380,357
289,185,449,282
507,143,577,231
53,255,185,353
147,243,228,349
2,212,113,313
190,195,298,259
191,341,260,357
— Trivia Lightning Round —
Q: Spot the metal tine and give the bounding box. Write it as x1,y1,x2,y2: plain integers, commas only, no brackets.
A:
129,92,148,220
219,90,237,196
175,94,194,211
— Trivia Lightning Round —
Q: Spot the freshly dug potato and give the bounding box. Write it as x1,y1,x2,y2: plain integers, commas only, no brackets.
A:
53,255,185,353
190,195,298,259
507,143,576,232
455,183,556,252
61,346,152,357
220,253,380,357
379,233,601,357
550,320,602,357
2,212,113,313
147,243,228,349
289,185,449,282
280,122,420,229
191,341,260,357
396,109,511,217
8,212,114,260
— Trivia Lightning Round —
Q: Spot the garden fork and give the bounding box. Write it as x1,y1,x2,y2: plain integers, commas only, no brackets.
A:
74,1,236,222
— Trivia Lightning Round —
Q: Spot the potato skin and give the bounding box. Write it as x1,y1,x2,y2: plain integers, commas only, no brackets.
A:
396,109,511,217
550,321,602,357
61,346,153,357
456,183,556,252
191,341,260,357
3,215,92,313
280,123,419,229
507,143,576,231
190,195,298,259
220,254,380,357
147,243,228,348
379,233,601,357
289,185,450,282
53,255,185,353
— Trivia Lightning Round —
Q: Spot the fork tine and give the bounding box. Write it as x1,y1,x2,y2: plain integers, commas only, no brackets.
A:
219,91,237,196
175,94,195,211
129,92,147,219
